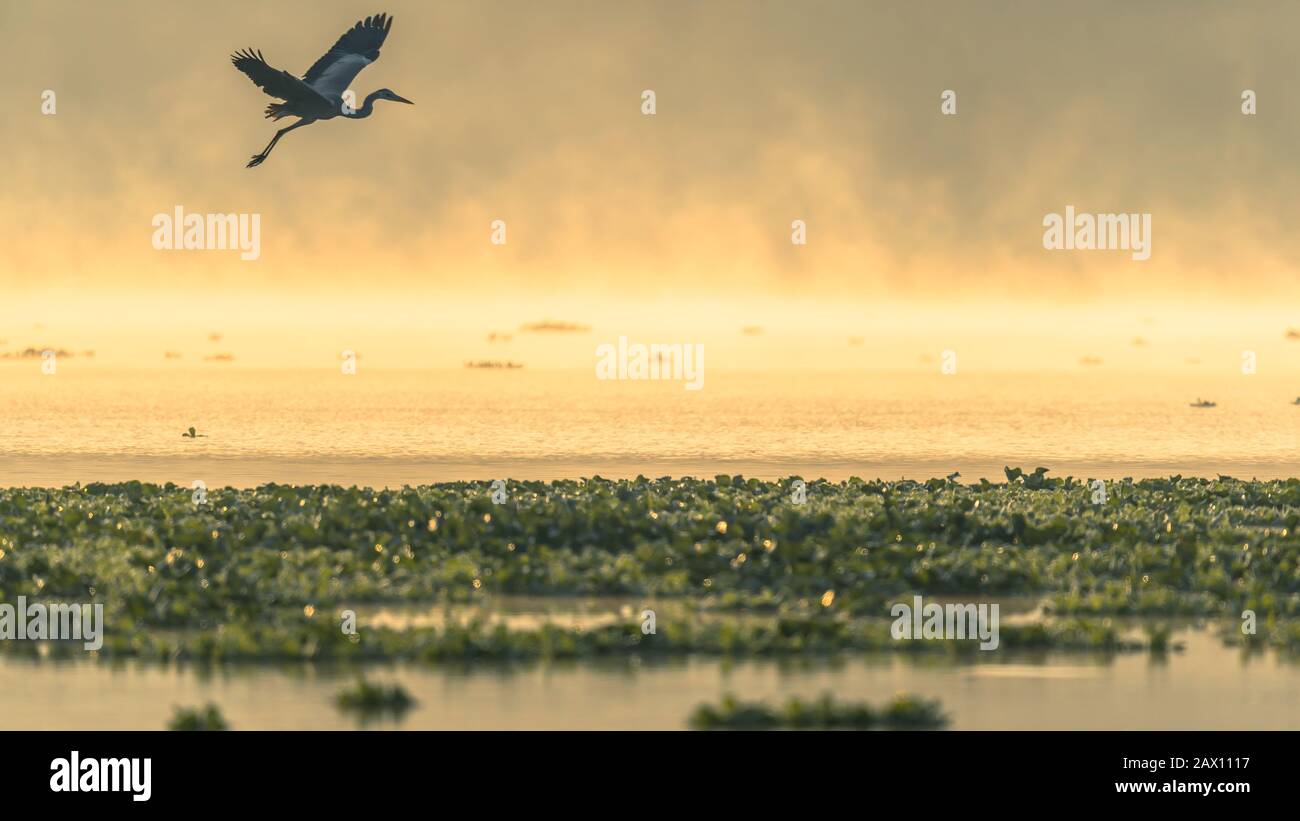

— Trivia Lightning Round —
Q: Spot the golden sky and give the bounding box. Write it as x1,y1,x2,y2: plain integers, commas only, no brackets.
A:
2,0,1299,367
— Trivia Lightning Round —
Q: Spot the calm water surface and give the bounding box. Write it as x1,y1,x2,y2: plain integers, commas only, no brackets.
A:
0,628,1293,730
4,366,1298,486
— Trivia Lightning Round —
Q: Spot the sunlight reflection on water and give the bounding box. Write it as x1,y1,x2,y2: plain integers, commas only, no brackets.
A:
5,367,1298,486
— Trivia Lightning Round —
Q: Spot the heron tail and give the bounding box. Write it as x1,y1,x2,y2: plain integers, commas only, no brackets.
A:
264,102,294,120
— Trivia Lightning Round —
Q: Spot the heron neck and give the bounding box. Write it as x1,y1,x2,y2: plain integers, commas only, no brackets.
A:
346,92,382,119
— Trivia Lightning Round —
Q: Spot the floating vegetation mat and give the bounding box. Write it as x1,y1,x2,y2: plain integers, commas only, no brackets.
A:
0,473,1296,661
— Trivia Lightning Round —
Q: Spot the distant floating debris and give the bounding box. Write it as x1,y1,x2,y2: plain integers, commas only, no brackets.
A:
1079,356,1102,366
741,326,763,336
203,353,235,362
518,320,590,334
1,347,73,359
164,351,183,359
1292,397,1300,405
465,360,523,369
1190,398,1216,408
487,332,514,342
181,426,207,438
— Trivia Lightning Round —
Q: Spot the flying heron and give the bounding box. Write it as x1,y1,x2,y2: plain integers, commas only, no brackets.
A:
231,11,412,168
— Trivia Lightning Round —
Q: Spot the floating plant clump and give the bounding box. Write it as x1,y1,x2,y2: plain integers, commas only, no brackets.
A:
336,678,416,719
167,703,229,731
689,692,948,730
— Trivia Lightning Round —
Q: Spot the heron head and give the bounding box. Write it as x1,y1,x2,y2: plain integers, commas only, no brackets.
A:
375,89,414,105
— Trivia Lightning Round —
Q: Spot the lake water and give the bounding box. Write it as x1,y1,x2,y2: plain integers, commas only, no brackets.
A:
4,366,1298,487
3,365,1298,729
1,627,1294,730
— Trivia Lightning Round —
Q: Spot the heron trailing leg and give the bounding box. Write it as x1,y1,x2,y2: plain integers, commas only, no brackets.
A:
247,120,311,168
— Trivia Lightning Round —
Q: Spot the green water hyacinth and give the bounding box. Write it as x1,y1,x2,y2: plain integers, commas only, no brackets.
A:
689,692,947,730
167,703,228,731
0,474,1294,662
17,613,1163,663
336,678,416,718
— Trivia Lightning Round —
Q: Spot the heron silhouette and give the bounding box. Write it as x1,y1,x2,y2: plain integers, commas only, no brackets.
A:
231,12,412,168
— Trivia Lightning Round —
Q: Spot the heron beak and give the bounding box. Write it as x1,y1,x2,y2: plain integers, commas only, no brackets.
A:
394,95,414,105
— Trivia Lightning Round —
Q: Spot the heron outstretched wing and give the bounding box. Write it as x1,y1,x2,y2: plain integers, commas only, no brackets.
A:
301,12,393,100
231,49,329,104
